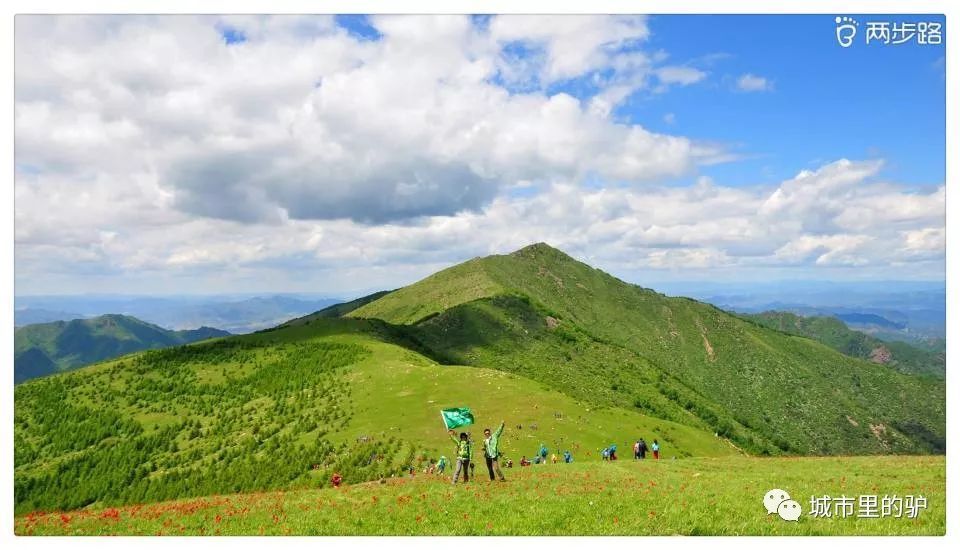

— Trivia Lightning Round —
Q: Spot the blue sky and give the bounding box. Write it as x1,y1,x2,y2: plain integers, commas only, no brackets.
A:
332,14,945,189
639,15,946,188
14,14,947,295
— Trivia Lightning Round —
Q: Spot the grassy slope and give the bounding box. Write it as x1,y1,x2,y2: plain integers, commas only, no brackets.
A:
291,290,394,321
14,318,730,515
14,314,230,383
743,311,945,377
350,257,504,324
16,455,945,535
351,243,946,456
340,334,732,460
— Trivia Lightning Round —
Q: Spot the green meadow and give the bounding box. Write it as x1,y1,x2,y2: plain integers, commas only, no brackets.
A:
16,455,945,536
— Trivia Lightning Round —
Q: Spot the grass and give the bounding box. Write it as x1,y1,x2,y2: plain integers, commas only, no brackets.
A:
15,455,945,536
349,243,946,456
339,332,735,459
14,319,731,515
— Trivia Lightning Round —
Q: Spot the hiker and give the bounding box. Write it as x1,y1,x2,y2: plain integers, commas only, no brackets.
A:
538,443,548,464
652,439,660,460
563,450,573,463
633,440,641,460
601,447,609,461
437,455,448,474
506,458,514,468
638,438,648,459
520,456,530,467
449,429,472,483
609,444,618,461
551,453,558,464
331,472,342,488
483,422,507,482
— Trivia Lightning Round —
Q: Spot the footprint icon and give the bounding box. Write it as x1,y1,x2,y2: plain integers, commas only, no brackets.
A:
835,16,859,48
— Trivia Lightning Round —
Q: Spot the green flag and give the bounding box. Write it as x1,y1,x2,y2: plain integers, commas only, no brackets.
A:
440,407,475,430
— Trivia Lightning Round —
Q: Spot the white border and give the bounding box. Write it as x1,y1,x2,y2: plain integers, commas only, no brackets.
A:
2,2,955,550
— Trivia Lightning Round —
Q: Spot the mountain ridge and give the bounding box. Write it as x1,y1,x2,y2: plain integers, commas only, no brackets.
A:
14,314,230,383
349,242,945,455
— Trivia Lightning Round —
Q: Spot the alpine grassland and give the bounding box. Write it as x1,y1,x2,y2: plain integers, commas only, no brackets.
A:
351,243,945,456
15,456,945,535
13,243,946,535
15,318,732,516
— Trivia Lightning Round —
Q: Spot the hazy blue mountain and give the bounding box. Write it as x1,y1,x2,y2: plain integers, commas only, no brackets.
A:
14,314,230,383
14,308,86,327
13,294,342,334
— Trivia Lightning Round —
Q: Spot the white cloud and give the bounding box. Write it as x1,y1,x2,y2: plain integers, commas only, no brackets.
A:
488,15,649,83
12,16,944,294
655,66,707,86
17,154,944,294
16,15,723,228
735,73,773,92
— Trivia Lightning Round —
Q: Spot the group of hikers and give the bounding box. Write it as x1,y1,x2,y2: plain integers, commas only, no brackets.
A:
438,423,664,484
330,422,665,488
633,438,660,460
597,438,660,461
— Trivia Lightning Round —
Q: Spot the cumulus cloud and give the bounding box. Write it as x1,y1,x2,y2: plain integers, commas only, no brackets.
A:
13,16,944,294
735,73,773,92
16,15,722,227
488,15,649,83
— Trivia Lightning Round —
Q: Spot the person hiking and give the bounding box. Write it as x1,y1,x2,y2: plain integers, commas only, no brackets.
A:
538,443,548,464
483,422,507,481
601,447,609,461
449,430,472,483
563,450,573,463
608,443,618,461
437,455,448,474
633,440,641,460
652,439,660,460
331,472,342,488
638,438,648,459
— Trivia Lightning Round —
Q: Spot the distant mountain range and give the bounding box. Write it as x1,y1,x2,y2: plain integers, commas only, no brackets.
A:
14,314,230,383
742,311,944,378
14,295,342,334
656,280,946,343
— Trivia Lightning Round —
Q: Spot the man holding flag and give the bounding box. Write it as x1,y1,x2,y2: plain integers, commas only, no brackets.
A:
441,407,475,484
